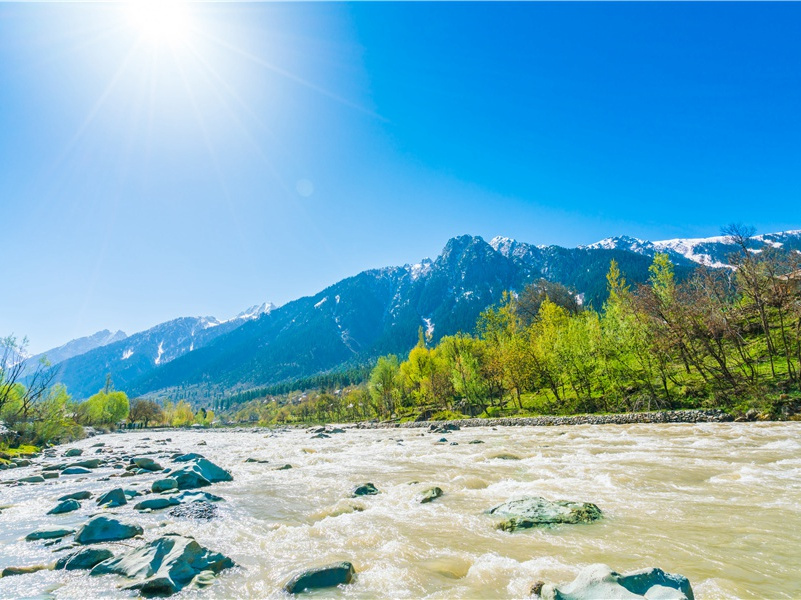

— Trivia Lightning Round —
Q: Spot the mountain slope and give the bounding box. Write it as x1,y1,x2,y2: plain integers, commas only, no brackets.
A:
23,329,127,374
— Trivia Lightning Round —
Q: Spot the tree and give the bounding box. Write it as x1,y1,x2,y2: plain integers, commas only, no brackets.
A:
369,355,401,417
128,399,164,427
0,335,57,421
80,389,130,426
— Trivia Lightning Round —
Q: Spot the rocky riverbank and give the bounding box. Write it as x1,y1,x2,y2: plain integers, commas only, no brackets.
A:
355,408,734,430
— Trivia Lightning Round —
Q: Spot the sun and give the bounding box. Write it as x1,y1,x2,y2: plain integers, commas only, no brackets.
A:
125,0,192,45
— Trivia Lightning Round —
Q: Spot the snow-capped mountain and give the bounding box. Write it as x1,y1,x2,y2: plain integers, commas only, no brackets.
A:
49,230,800,401
23,329,127,373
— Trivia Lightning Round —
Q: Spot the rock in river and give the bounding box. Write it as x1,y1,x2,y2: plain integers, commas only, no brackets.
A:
25,528,74,541
352,483,380,497
90,533,234,596
284,562,355,594
96,487,127,507
419,487,443,504
55,547,114,571
64,448,83,457
487,496,602,531
134,457,163,471
62,467,92,475
59,490,92,501
538,564,694,600
152,478,178,493
75,516,143,544
48,499,80,514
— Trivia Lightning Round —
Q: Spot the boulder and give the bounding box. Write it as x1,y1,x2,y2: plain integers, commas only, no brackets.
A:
135,497,180,511
75,516,143,544
55,548,114,571
171,458,231,489
419,487,443,504
352,483,380,497
487,496,602,531
59,490,92,501
538,564,694,600
96,488,128,507
123,489,141,498
173,453,204,462
62,467,92,475
172,468,211,490
192,458,233,483
277,464,293,470
90,533,235,596
134,457,163,471
42,472,59,479
469,440,485,444
43,463,66,471
152,478,178,493
245,458,269,464
48,499,81,514
169,501,218,520
65,448,83,457
25,527,75,541
18,475,45,483
1,565,51,577
66,459,102,469
284,562,355,594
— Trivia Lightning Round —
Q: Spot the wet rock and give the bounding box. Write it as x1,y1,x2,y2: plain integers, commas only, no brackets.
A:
172,468,211,490
90,442,105,447
173,452,204,462
25,528,75,541
48,499,81,514
197,441,207,446
284,561,355,594
245,458,269,464
75,516,143,544
134,457,163,471
18,475,45,483
172,458,231,489
42,472,59,479
487,496,602,531
13,459,32,467
66,459,102,469
310,433,330,439
55,547,114,571
123,489,141,498
1,565,51,577
469,440,485,444
135,497,180,511
152,478,178,493
96,488,127,507
59,490,92,501
169,501,218,520
538,564,694,600
90,533,235,596
352,483,380,497
490,453,521,460
175,490,224,503
65,448,83,457
419,487,443,504
277,464,293,470
62,466,92,475
43,463,66,471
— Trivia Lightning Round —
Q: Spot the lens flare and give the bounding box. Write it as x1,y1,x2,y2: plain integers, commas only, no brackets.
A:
126,0,192,45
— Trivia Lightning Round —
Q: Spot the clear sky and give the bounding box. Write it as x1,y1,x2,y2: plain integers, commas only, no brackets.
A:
2,2,800,353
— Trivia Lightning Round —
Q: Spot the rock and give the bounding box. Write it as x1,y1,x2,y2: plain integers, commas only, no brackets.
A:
171,458,231,489
171,468,211,490
277,464,293,470
90,442,105,447
42,472,59,479
55,548,114,571
134,457,163,471
197,440,207,446
135,497,180,511
192,458,233,482
490,453,521,460
419,487,443,504
66,459,102,469
123,489,141,498
90,534,235,596
59,490,92,501
169,501,218,520
152,478,178,493
469,440,485,444
25,527,75,541
43,463,66,471
62,466,92,475
96,488,128,507
539,564,694,600
65,448,83,457
284,562,355,594
245,458,269,463
173,453,204,462
1,565,51,577
175,490,224,503
487,496,602,531
75,516,143,544
18,475,45,483
311,433,330,439
48,499,81,514
352,483,380,497
13,459,32,467
437,437,448,443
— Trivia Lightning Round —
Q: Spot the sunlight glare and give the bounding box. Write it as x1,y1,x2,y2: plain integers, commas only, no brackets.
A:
126,0,192,45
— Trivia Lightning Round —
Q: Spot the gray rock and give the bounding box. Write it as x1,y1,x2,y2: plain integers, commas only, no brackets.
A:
75,516,143,544
539,564,694,600
48,499,81,514
134,457,163,471
96,488,127,507
43,463,66,471
192,458,233,483
90,534,235,596
1,565,51,577
175,490,224,503
419,487,443,504
152,478,178,493
123,489,141,498
469,439,485,444
42,472,59,479
352,483,379,497
65,448,83,457
284,561,355,594
135,497,180,511
277,464,293,470
66,459,102,469
55,547,114,571
173,453,204,462
487,496,602,531
169,501,218,520
25,528,75,541
59,490,92,501
245,458,269,464
62,467,92,475
18,475,45,483
171,468,211,490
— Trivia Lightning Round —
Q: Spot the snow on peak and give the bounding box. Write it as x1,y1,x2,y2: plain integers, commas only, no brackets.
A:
235,302,275,321
154,341,165,365
582,235,650,252
489,236,518,255
409,258,433,281
314,297,328,309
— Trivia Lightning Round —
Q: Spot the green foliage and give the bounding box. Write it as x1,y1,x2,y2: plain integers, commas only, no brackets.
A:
79,389,130,426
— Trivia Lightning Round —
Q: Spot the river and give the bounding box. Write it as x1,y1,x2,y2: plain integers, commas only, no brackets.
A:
1,422,799,598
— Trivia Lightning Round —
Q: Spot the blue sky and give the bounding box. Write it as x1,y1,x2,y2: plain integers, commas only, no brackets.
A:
2,2,800,353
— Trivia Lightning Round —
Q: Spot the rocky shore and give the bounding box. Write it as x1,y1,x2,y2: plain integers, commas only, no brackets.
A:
355,408,733,430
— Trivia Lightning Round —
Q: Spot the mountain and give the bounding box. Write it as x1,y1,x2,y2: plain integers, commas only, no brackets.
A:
51,304,274,399
23,329,127,374
50,229,801,402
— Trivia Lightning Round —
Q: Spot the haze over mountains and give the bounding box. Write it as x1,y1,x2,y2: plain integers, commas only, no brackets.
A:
41,230,801,402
